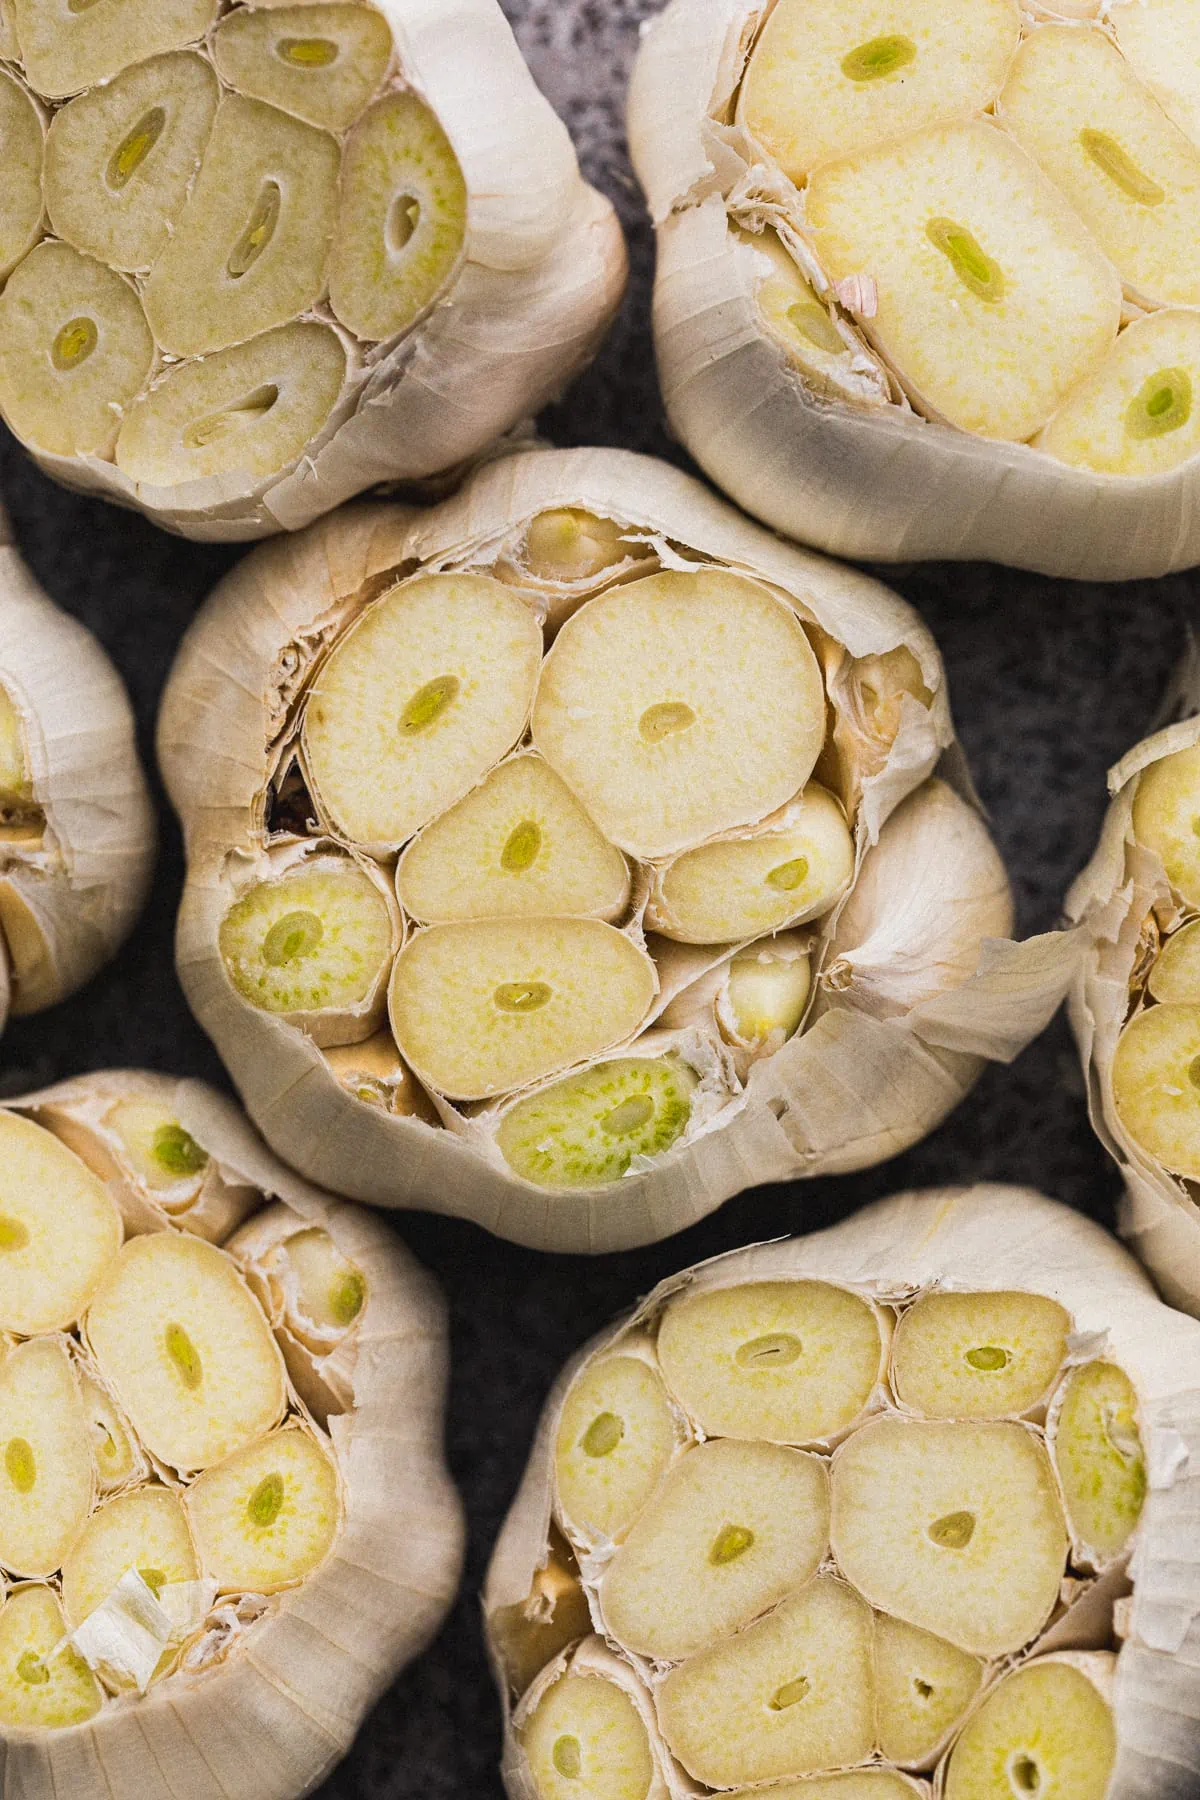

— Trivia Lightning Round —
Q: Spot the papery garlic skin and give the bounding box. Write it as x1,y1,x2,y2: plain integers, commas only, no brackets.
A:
0,500,153,1027
0,0,626,542
159,445,1077,1253
1068,660,1200,1314
629,0,1200,579
0,1069,462,1800
485,1186,1200,1800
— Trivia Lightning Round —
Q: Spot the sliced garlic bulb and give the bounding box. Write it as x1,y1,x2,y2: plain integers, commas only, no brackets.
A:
0,1070,462,1795
487,1187,1194,1800
0,0,626,540
630,0,1200,577
160,446,1076,1253
0,500,153,1030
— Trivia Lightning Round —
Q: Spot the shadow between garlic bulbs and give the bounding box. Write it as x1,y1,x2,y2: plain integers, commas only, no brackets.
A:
158,444,1079,1254
485,1186,1200,1800
0,1066,462,1800
0,499,154,1028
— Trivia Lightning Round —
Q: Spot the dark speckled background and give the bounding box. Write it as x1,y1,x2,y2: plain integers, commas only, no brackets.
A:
0,3,1194,1794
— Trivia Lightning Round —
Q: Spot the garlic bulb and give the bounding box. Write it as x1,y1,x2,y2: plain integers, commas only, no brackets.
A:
628,0,1200,580
159,444,1077,1253
0,498,153,1028
0,0,626,542
485,1184,1200,1800
0,1066,462,1798
1066,656,1200,1314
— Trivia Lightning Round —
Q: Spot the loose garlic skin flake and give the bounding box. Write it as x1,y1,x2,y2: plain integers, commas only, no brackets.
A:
159,447,1076,1254
0,0,626,541
630,0,1200,577
0,501,153,1034
1065,678,1200,1314
487,1186,1200,1800
0,1070,462,1800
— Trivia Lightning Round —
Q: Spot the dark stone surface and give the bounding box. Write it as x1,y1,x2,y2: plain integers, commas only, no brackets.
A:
0,3,1195,1794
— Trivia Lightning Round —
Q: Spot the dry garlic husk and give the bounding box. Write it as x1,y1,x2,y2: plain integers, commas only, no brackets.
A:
0,498,153,1028
628,0,1200,579
0,1066,462,1796
1064,655,1200,1314
159,445,1076,1253
0,0,626,542
486,1184,1200,1800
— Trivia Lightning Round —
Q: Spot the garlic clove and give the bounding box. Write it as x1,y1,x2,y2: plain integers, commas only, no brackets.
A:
1038,308,1200,476
44,51,219,274
890,1291,1071,1420
388,917,656,1101
722,939,813,1056
0,1339,94,1578
495,1054,698,1190
1147,916,1200,1002
185,1424,340,1594
600,1438,830,1662
1112,0,1200,155
520,1670,656,1800
942,1656,1116,1800
1052,1361,1146,1562
1111,1001,1200,1178
0,69,44,284
11,0,217,99
302,573,543,851
77,1371,143,1495
520,509,635,586
656,1279,885,1445
1129,743,1200,905
803,120,1122,442
0,1111,122,1336
0,1586,101,1729
532,569,826,861
745,227,889,408
102,1097,210,1195
397,752,631,926
874,1612,983,1766
830,1417,1067,1657
61,1485,197,1641
322,1030,436,1120
211,3,393,135
271,1226,367,1339
553,1353,680,1548
656,1575,874,1788
328,91,468,344
737,0,1020,182
0,241,154,458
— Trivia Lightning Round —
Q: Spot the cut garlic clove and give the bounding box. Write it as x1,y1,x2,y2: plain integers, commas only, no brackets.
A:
599,1439,830,1662
142,95,339,358
1149,918,1200,1003
723,942,812,1051
185,1424,340,1594
1000,26,1200,309
328,91,468,344
218,856,396,1041
322,1031,436,1119
803,120,1122,441
44,51,220,274
656,1280,884,1445
273,1227,367,1338
520,509,635,586
85,1232,286,1472
0,1586,101,1728
1113,0,1200,154
61,1485,198,1636
0,1339,94,1578
532,569,826,860
302,574,543,851
388,918,657,1102
78,1371,142,1494
397,752,631,926
102,1097,209,1194
830,1417,1067,1656
1052,1361,1146,1561
211,3,393,134
0,241,154,458
1111,1002,1200,1179
115,319,348,488
890,1291,1071,1420
497,1055,699,1191
1036,307,1200,476
0,69,44,283
738,0,1020,182
11,0,217,99
942,1657,1116,1800
0,1111,122,1335
520,1670,656,1800
646,784,854,944
656,1575,874,1788
744,228,889,408
1130,744,1200,904
874,1612,983,1766
554,1353,680,1544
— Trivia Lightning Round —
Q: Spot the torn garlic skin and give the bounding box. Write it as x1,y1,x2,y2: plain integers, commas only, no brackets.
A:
486,1185,1200,1800
0,0,626,541
0,498,153,1033
159,445,1079,1253
0,1070,462,1800
630,0,1200,579
1066,654,1200,1315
